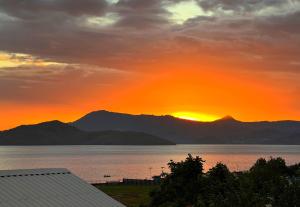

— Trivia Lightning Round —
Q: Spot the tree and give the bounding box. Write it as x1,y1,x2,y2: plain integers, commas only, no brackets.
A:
149,154,205,207
147,156,300,207
195,163,241,207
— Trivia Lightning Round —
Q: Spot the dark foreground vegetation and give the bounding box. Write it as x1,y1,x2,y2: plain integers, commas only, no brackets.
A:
98,155,299,207
147,155,299,207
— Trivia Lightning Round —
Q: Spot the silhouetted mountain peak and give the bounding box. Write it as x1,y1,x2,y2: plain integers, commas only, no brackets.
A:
220,115,236,121
6,120,69,132
85,110,130,118
93,110,110,113
87,110,111,116
38,120,66,126
212,115,239,123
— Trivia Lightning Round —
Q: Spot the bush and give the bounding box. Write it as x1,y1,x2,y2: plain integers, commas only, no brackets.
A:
148,155,300,207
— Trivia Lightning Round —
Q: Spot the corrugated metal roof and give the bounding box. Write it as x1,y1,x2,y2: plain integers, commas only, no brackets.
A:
0,168,126,207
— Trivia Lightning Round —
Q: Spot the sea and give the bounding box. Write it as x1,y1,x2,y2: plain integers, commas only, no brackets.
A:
0,145,299,183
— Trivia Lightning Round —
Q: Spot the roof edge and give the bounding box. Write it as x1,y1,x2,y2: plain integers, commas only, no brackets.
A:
0,168,70,177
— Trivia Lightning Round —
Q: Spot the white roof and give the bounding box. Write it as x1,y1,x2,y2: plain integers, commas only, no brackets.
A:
0,168,126,207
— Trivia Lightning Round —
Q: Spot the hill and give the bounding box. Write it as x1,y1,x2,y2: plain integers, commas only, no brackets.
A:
0,121,174,145
72,110,300,144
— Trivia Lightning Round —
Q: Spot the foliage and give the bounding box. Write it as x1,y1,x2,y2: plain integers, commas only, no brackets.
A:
148,156,300,207
149,154,205,207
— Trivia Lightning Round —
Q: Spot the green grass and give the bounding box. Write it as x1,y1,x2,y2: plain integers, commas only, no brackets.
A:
95,184,158,207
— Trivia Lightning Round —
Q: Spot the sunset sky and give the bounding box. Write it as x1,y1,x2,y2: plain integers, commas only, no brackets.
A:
0,0,300,130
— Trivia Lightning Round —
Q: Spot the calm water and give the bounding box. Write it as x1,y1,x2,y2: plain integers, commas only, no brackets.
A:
0,145,299,183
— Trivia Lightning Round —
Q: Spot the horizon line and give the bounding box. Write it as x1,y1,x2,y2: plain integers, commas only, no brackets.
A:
2,109,300,131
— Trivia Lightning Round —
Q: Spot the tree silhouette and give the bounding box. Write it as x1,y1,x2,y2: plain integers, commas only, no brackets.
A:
147,155,300,207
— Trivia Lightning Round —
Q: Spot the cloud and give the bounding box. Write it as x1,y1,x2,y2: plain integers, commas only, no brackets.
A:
198,0,288,14
0,52,128,104
0,59,129,104
0,51,66,68
0,0,299,85
112,0,170,29
0,0,108,18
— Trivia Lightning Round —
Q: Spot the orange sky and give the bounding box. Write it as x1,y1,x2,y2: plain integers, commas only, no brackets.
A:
1,61,299,130
0,0,299,130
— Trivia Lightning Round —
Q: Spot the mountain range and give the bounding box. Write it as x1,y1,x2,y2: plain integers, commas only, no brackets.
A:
72,110,300,145
0,110,299,145
0,120,174,145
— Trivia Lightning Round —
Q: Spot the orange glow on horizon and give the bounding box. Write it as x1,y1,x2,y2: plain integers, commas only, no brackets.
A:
172,111,220,122
0,57,299,130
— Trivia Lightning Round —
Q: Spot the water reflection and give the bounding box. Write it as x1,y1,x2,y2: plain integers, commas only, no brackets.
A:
0,145,299,182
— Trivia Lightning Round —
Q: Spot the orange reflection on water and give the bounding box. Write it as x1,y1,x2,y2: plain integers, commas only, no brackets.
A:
0,145,299,182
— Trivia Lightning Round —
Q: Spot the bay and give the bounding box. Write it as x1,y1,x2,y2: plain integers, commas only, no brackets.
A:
0,145,299,183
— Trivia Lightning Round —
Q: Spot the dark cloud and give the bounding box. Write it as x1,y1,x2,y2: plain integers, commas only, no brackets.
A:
0,0,108,18
198,0,285,13
0,0,299,73
0,0,171,66
115,13,169,29
113,0,170,29
255,11,300,34
116,0,162,10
